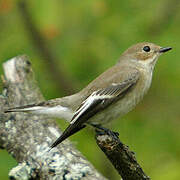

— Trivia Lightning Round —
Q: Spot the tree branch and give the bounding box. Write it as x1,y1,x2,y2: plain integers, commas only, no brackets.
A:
0,55,106,180
0,55,150,180
95,130,150,180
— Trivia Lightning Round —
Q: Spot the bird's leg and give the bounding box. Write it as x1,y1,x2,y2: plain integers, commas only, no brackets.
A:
88,123,119,138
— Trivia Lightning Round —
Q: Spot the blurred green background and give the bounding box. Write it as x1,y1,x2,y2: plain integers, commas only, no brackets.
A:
0,0,180,179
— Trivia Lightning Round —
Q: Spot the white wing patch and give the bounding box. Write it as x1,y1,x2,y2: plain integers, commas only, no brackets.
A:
70,76,139,125
70,89,115,124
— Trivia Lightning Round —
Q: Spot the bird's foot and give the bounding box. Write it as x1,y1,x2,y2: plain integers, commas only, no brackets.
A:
89,123,119,139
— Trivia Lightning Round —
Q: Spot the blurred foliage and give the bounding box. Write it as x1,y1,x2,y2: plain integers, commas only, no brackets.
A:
0,0,180,179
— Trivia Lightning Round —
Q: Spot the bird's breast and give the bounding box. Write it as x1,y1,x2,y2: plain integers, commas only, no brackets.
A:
89,69,153,125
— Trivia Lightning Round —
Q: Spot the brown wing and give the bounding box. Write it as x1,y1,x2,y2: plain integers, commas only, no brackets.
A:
50,71,139,148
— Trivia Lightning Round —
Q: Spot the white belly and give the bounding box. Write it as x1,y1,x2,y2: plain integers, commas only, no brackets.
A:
89,70,152,125
89,91,141,124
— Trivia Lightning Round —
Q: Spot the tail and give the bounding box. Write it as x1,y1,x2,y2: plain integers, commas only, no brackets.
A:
50,124,86,148
4,96,78,121
4,104,43,113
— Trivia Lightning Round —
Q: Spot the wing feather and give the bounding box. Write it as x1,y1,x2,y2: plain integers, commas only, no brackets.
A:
50,71,139,147
71,72,139,124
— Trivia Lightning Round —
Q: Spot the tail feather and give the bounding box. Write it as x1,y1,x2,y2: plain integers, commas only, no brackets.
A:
50,124,86,148
4,94,80,120
4,104,39,113
4,104,74,121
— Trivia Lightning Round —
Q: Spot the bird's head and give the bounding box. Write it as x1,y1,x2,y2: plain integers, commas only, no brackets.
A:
120,42,172,68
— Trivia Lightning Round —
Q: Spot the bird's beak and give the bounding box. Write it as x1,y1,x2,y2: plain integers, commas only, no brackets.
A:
159,47,172,53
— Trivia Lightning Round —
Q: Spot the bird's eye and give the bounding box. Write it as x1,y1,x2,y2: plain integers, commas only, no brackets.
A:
143,46,151,52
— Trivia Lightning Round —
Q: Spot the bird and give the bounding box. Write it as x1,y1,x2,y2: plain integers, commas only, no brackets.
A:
4,42,172,148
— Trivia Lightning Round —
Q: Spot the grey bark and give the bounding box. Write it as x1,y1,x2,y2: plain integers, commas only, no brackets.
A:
96,130,150,180
0,55,106,180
